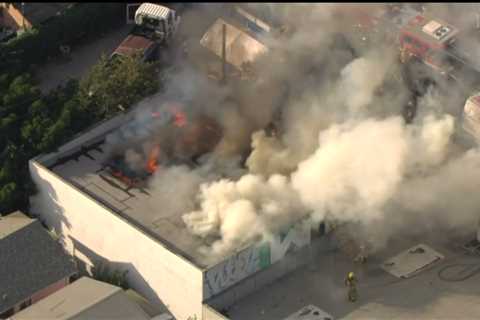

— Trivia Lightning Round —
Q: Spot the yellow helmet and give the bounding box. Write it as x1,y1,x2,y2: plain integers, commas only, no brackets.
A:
348,272,355,279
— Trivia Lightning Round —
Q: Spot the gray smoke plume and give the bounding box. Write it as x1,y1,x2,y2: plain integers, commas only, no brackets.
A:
180,3,480,258
88,3,480,260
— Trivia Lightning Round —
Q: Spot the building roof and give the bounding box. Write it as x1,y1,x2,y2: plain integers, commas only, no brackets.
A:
200,18,269,71
45,133,219,268
34,103,231,269
11,277,151,320
11,3,73,26
113,34,156,58
0,211,77,314
124,289,169,318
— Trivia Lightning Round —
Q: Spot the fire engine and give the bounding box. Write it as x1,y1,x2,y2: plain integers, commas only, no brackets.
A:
397,12,480,90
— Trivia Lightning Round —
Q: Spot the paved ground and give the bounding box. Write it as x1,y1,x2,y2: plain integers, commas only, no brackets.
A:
34,4,225,94
35,24,132,93
227,232,480,320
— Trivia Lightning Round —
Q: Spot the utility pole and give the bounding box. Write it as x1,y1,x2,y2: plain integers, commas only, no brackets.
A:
221,23,227,85
21,2,25,29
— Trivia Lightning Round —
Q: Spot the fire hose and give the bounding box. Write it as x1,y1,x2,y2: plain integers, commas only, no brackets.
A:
437,263,480,282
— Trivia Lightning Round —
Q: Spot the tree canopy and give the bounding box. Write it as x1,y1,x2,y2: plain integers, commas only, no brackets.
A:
0,49,159,215
79,54,159,118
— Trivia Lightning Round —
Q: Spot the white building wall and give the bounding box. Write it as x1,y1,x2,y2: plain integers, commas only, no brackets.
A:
203,219,311,310
29,161,204,320
203,304,230,320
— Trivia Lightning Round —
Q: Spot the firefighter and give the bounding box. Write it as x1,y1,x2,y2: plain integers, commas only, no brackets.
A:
345,271,358,302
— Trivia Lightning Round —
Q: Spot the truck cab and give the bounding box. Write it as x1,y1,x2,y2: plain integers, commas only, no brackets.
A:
134,3,180,43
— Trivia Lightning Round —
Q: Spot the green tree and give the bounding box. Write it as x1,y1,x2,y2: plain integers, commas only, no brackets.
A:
79,54,159,118
1,74,41,118
0,183,18,214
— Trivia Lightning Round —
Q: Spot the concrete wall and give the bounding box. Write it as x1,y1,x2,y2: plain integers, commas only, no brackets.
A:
29,161,204,320
206,245,312,312
204,219,311,310
203,243,270,300
203,304,230,320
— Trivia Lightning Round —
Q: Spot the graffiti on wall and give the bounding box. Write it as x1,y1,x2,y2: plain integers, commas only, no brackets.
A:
203,243,270,299
203,219,311,299
270,219,311,264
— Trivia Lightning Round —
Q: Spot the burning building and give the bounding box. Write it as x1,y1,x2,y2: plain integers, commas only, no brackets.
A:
27,3,480,320
28,97,312,320
102,103,223,188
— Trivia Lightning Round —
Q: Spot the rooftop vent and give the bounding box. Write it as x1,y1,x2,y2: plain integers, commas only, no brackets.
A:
422,20,453,40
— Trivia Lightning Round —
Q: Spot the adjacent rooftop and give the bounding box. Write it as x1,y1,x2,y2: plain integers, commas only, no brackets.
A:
0,211,77,314
11,277,152,320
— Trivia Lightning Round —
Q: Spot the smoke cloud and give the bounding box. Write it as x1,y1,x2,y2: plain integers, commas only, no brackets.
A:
179,3,480,258
84,3,480,260
183,173,307,256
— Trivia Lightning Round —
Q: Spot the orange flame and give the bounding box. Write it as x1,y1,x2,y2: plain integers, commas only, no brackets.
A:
146,144,161,174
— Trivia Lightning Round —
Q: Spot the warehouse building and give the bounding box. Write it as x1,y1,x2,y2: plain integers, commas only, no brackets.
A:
29,100,315,320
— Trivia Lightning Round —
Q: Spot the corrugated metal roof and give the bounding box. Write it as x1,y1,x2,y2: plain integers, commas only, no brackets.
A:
136,3,170,20
200,18,269,71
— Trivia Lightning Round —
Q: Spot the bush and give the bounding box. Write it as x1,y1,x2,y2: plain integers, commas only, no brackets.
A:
91,262,130,290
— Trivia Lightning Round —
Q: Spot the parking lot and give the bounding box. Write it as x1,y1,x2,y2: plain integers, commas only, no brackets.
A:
35,23,132,93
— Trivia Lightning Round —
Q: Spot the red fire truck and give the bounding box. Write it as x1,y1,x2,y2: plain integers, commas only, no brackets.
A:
398,13,480,89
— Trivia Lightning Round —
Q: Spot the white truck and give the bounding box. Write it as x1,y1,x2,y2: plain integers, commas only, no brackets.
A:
111,3,181,61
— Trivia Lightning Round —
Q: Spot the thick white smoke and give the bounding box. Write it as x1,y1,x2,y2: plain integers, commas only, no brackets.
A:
179,2,480,258
183,174,307,256
291,117,409,225
77,4,480,260
184,112,457,256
